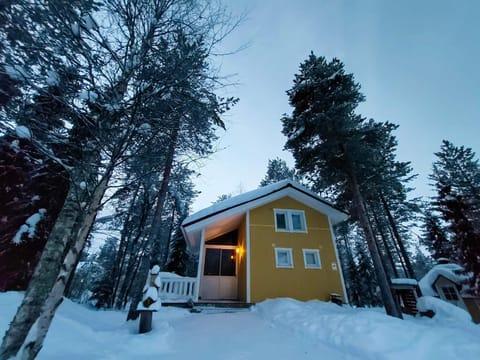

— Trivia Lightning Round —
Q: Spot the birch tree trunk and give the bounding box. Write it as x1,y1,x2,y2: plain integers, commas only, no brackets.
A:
0,184,81,359
349,172,403,319
0,160,114,359
19,166,113,360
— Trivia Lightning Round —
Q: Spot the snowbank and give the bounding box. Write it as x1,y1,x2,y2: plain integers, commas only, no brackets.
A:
2,294,479,359
255,298,480,359
0,292,190,359
417,296,472,323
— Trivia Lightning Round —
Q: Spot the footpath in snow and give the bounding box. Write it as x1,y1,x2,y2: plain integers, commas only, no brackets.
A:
1,292,479,359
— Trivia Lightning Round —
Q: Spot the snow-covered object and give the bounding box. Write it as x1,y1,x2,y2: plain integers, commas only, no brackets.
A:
71,22,80,36
12,209,46,244
417,296,472,323
79,90,98,102
12,225,29,245
79,181,87,190
183,179,346,228
138,123,151,135
419,263,470,296
104,102,121,112
15,125,31,139
391,278,418,286
2,293,480,359
151,265,160,275
137,268,162,311
10,139,20,149
256,298,480,359
82,14,97,30
144,287,158,302
5,64,27,81
46,70,60,86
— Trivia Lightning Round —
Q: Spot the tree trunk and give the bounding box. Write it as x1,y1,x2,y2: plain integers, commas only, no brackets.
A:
380,195,415,278
111,186,140,306
19,167,113,359
126,255,149,320
148,125,179,264
349,173,402,319
0,184,81,359
372,211,399,278
163,198,177,266
385,222,409,277
126,121,180,320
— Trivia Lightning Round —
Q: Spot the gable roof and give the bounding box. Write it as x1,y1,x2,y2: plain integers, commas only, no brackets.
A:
418,263,470,297
182,179,348,252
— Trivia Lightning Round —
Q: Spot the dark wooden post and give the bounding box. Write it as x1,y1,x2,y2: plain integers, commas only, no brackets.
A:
139,311,153,334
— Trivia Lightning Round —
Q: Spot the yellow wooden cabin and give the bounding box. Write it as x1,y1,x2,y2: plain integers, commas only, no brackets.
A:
181,180,348,304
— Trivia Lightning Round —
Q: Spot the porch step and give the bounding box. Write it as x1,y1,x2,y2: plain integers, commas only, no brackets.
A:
196,301,253,308
162,301,253,314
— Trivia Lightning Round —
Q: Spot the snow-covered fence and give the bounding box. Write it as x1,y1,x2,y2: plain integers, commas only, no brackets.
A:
159,273,196,302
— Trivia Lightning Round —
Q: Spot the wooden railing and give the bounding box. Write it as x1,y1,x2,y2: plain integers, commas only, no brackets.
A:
159,275,196,302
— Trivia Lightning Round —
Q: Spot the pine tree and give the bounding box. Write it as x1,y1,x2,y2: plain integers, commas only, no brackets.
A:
89,237,118,308
281,53,402,318
411,245,434,280
422,210,454,261
429,141,480,295
354,238,382,307
259,157,298,186
438,186,480,294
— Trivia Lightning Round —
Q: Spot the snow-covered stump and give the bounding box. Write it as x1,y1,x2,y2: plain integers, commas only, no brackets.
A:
137,265,162,334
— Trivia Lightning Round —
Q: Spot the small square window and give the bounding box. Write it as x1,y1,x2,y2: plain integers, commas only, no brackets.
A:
275,248,293,268
442,286,459,301
303,249,321,269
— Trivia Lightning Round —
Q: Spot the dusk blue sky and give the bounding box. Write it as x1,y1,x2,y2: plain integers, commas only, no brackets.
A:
191,0,480,212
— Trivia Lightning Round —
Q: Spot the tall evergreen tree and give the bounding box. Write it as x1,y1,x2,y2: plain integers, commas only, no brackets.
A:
281,53,402,318
429,141,480,295
422,210,453,261
353,237,382,307
259,157,298,186
89,237,118,308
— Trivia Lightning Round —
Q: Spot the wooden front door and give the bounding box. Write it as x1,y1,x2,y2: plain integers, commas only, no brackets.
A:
200,245,238,300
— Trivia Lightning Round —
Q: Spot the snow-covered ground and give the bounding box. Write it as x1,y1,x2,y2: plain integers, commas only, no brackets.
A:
1,292,479,359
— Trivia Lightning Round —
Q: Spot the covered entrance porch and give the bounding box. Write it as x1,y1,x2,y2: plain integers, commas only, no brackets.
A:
198,227,246,301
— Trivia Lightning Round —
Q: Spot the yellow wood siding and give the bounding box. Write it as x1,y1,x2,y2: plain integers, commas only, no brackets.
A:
237,216,247,301
249,197,344,303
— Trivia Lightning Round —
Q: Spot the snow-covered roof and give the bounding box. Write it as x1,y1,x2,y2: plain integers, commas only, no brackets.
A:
182,179,348,252
391,278,418,286
419,263,469,297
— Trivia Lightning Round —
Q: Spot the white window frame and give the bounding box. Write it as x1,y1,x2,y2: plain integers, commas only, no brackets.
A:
274,248,294,268
274,209,307,233
303,249,321,269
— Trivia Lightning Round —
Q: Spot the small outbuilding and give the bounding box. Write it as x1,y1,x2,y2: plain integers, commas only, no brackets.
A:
418,261,470,312
181,180,348,304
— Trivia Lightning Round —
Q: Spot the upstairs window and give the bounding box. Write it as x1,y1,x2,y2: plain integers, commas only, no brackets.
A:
274,209,307,232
